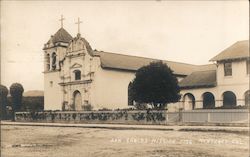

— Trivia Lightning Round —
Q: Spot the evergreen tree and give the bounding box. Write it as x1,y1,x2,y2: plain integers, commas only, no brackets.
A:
10,83,24,120
0,84,8,119
131,61,181,109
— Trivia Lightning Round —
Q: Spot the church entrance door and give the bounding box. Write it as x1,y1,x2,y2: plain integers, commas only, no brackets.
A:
73,90,82,110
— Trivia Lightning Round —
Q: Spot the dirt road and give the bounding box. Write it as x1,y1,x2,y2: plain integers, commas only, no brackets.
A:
1,125,249,157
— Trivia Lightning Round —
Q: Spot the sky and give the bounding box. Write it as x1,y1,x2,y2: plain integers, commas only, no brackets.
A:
1,1,249,91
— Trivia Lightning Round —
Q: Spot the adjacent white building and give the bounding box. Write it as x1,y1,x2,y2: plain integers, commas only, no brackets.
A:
179,40,249,110
43,26,249,111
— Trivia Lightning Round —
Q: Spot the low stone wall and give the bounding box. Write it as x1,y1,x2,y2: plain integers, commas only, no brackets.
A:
15,109,249,125
15,111,176,125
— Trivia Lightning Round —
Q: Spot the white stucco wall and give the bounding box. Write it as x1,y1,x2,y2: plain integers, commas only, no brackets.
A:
90,57,186,110
91,65,135,109
44,71,62,110
217,60,249,86
44,45,68,110
170,59,250,111
216,60,249,106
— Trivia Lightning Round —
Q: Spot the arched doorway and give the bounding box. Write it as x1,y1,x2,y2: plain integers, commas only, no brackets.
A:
202,92,215,109
183,93,195,110
222,91,237,108
73,90,82,110
244,90,250,106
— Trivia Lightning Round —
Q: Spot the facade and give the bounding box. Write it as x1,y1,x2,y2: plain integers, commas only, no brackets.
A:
43,26,249,111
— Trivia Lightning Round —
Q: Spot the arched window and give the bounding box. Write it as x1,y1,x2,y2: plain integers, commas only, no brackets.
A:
46,53,50,71
183,93,195,110
74,70,81,80
202,92,215,109
222,91,237,108
128,82,134,106
244,90,250,106
51,52,57,70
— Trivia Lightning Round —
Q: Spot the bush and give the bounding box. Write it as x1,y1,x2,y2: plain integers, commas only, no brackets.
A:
98,108,112,111
134,103,148,110
62,101,68,111
10,83,24,112
21,96,44,111
7,96,44,112
82,104,93,111
0,85,8,119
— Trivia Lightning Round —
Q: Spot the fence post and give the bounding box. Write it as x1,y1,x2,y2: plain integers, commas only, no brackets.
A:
207,112,211,123
248,111,249,124
165,111,168,125
179,108,183,123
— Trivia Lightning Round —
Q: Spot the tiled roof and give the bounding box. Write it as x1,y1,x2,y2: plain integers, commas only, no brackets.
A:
94,51,216,76
210,40,249,61
50,28,73,44
179,70,216,89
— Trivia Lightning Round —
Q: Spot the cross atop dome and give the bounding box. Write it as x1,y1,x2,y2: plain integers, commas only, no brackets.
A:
59,15,65,28
75,17,82,35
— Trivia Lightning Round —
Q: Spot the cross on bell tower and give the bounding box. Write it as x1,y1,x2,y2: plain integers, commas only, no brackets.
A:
59,15,65,28
75,17,82,35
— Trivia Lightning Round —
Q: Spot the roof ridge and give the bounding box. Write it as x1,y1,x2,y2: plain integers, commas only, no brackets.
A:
97,50,200,67
210,40,249,61
199,63,215,66
192,69,216,73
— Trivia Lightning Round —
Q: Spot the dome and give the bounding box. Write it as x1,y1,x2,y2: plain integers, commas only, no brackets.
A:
51,28,73,44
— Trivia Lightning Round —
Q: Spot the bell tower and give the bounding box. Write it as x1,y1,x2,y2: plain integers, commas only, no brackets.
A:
43,15,73,72
43,15,73,110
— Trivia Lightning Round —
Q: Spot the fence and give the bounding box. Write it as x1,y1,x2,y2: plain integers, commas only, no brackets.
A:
15,110,173,125
182,109,249,123
15,109,249,125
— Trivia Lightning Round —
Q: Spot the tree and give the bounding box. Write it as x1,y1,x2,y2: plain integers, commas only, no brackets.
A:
0,85,8,119
10,83,24,118
131,61,181,109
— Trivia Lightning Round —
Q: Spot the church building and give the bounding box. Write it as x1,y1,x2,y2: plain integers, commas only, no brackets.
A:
43,19,249,111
